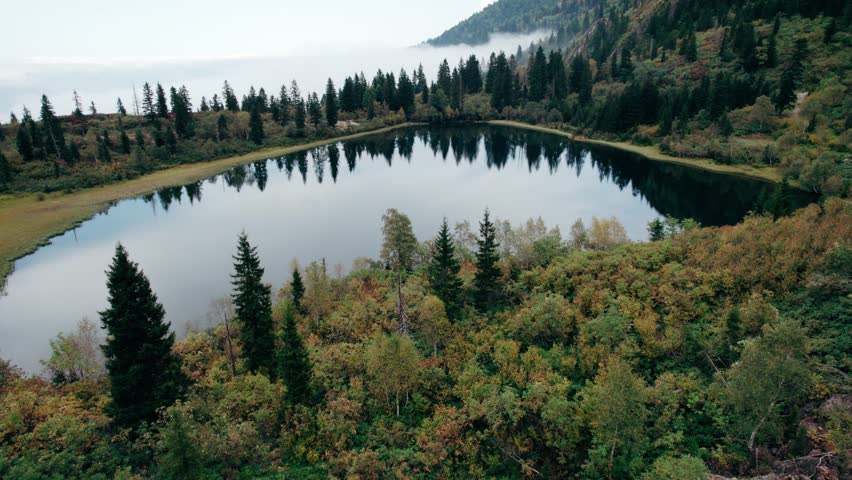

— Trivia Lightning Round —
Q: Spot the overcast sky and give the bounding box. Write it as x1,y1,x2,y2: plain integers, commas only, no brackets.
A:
0,0,495,61
0,0,531,118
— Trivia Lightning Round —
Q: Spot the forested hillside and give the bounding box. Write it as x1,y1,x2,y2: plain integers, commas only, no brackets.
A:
1,199,849,478
427,0,568,46
429,0,850,196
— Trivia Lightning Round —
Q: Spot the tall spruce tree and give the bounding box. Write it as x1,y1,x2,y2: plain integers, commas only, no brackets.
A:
437,59,452,95
278,304,312,404
324,78,339,127
100,244,187,426
290,269,305,314
490,52,514,111
171,88,193,138
40,95,66,161
223,81,239,112
548,49,568,99
231,233,276,375
142,82,156,120
294,98,307,133
249,103,264,145
155,83,169,118
427,218,463,321
397,69,416,119
462,54,483,94
473,209,503,312
528,46,549,101
307,93,322,128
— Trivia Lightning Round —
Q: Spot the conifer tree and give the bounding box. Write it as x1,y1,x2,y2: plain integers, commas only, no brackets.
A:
89,101,97,115
155,83,169,117
548,50,568,99
339,77,356,112
416,63,428,93
647,218,665,241
199,96,209,112
450,64,464,111
278,304,312,404
290,269,305,314
427,218,463,321
437,59,452,95
397,70,416,119
211,93,223,112
223,81,239,112
307,93,322,128
462,54,483,94
142,82,156,120
15,117,35,162
569,56,593,104
528,46,548,101
324,79,338,127
72,90,85,119
170,88,193,138
294,98,307,133
766,34,778,68
40,95,66,161
490,52,514,111
473,209,503,312
116,98,127,116
249,103,264,145
774,39,807,113
100,244,187,426
231,233,276,375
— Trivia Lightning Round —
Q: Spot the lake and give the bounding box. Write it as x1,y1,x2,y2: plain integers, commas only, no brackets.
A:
0,125,808,371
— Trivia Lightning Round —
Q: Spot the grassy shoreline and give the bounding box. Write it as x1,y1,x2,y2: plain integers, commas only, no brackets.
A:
487,120,792,185
0,122,418,290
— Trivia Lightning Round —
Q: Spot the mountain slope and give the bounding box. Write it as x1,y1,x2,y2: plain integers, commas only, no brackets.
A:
428,0,567,46
426,0,851,196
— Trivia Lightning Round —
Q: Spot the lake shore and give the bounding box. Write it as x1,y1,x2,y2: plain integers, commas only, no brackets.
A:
0,119,792,290
0,122,419,290
486,120,792,185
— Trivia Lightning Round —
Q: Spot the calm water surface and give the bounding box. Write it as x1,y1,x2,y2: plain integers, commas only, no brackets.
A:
0,125,806,371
